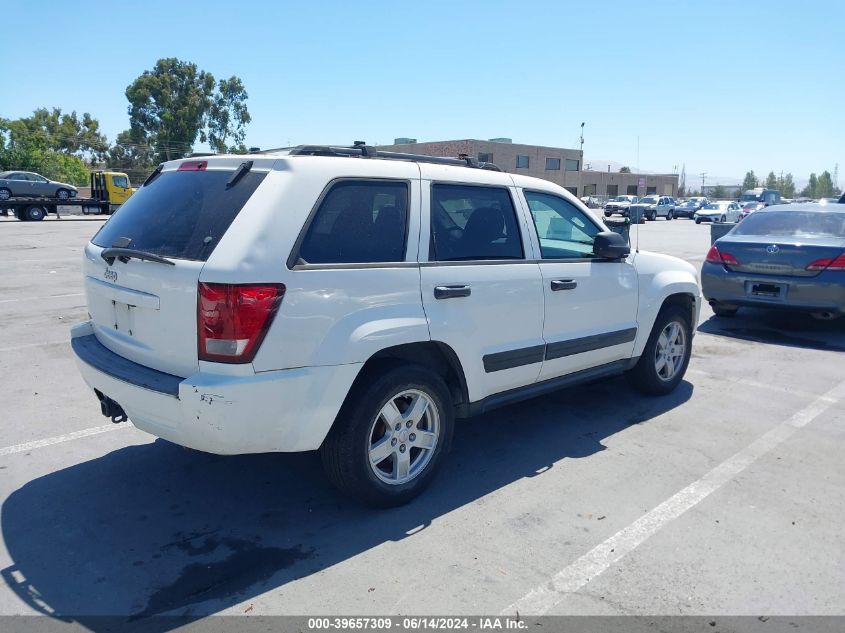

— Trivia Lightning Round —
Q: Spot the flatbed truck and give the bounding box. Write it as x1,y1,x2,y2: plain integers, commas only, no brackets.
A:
0,170,134,221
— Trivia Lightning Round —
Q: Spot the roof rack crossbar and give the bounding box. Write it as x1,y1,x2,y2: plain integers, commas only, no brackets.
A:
286,144,503,171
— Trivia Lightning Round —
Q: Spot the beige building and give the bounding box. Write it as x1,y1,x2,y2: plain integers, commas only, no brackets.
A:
377,138,679,199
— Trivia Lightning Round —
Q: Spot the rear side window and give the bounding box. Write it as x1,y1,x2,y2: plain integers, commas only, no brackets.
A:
298,180,409,264
92,169,267,261
430,184,523,261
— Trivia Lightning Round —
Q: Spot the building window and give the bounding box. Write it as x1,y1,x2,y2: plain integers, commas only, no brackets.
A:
516,155,529,169
478,152,493,163
564,187,577,196
583,184,596,195
607,184,618,197
565,159,580,172
646,186,657,195
546,158,561,170
626,185,638,195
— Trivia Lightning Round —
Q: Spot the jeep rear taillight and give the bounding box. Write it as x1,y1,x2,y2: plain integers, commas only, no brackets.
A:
197,283,285,363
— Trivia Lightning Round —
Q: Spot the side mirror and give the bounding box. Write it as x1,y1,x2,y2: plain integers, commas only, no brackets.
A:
594,231,630,259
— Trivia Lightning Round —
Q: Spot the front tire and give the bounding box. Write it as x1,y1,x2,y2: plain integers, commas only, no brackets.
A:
626,305,692,396
320,364,454,507
695,218,702,224
56,189,71,200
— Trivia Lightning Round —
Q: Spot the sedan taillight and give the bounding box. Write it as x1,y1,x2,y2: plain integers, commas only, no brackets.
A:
806,253,845,271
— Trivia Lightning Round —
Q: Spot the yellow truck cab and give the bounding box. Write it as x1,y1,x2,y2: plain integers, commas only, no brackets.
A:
90,170,135,213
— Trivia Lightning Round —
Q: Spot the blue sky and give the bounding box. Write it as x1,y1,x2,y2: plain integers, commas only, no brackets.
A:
3,0,843,185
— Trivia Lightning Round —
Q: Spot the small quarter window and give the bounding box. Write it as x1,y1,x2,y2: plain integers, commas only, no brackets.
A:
299,180,409,264
430,184,523,261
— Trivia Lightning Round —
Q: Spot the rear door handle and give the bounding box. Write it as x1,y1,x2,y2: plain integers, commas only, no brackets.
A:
434,285,471,299
551,279,577,291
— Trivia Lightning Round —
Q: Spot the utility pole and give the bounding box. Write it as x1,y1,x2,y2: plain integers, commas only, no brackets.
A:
700,172,707,193
579,122,585,197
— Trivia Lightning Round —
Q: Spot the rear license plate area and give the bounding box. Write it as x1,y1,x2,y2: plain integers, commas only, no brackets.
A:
746,282,786,299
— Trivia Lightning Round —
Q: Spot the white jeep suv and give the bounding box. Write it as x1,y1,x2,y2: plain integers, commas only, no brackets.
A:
71,145,701,506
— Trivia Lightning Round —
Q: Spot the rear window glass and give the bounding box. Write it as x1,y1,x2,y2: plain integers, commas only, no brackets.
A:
732,211,845,238
92,169,267,261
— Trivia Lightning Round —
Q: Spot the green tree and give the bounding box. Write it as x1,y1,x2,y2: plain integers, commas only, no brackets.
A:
800,173,818,198
741,170,758,192
1,108,107,161
777,173,796,198
816,171,836,198
107,129,157,185
619,166,631,173
710,185,727,199
125,58,251,161
765,171,778,190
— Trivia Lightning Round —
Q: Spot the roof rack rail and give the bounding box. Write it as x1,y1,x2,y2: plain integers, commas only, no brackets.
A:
286,143,503,172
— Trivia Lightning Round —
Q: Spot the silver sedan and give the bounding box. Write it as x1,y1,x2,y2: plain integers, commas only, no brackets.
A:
0,171,79,200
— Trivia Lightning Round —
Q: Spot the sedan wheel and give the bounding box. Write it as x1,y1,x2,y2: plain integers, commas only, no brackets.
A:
56,189,71,200
0,188,11,201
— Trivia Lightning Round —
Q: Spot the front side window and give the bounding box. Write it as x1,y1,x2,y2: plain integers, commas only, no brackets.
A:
299,180,409,264
112,175,130,188
430,184,523,261
525,190,601,259
546,158,561,170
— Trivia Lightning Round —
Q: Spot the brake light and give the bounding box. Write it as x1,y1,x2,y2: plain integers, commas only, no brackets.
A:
705,245,738,266
806,253,845,271
178,160,208,171
197,283,285,363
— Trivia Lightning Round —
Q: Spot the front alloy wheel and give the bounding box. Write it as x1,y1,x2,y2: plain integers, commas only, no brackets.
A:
654,321,686,382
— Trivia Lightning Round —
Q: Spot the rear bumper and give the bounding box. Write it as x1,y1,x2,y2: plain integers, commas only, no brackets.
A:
701,263,845,313
70,322,362,454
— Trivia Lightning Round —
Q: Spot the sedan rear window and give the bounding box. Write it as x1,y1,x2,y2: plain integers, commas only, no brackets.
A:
92,168,267,261
732,211,845,238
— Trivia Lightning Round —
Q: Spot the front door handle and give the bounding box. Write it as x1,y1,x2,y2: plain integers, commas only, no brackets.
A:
434,285,471,299
551,279,577,291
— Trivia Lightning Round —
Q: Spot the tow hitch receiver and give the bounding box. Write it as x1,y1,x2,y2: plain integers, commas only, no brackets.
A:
94,389,128,423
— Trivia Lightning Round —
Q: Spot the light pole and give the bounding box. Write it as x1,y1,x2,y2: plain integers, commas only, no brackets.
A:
579,122,585,197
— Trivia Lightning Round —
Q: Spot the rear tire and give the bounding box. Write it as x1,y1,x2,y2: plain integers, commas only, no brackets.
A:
320,364,454,507
695,218,702,224
0,188,11,201
626,305,692,396
667,211,674,220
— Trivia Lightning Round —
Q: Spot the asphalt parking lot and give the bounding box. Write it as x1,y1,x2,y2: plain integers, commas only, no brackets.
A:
0,216,843,625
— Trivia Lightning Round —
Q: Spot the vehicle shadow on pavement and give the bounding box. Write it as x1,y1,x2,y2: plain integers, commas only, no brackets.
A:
698,310,845,352
1,377,692,631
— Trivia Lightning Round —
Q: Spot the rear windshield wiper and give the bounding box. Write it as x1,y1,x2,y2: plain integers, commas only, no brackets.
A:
101,248,175,266
226,160,253,189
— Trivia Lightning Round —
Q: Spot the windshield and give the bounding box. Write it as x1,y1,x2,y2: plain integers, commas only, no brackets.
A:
703,203,721,210
92,168,267,261
732,211,845,238
639,197,657,204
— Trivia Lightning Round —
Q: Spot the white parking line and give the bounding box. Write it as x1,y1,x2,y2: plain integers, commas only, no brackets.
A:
0,423,131,457
501,378,845,616
0,292,84,304
687,368,839,404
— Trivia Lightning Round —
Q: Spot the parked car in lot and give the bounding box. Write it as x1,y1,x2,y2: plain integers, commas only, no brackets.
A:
603,195,639,217
740,201,766,221
674,200,700,218
70,145,701,506
687,196,709,209
0,171,78,200
695,201,742,224
629,195,677,221
702,204,845,319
